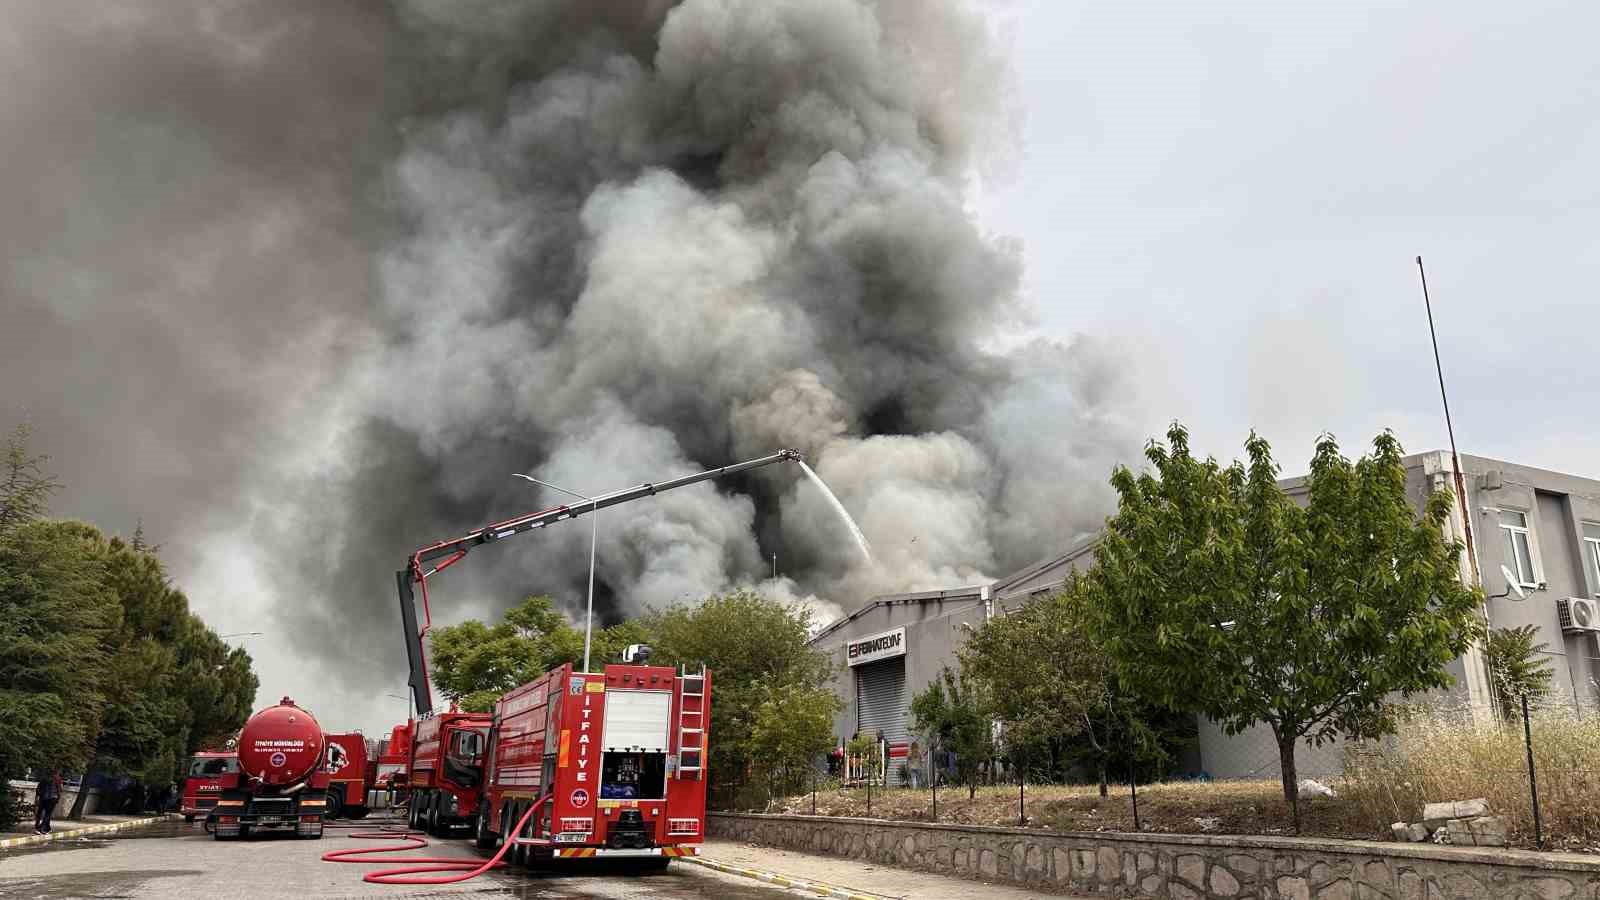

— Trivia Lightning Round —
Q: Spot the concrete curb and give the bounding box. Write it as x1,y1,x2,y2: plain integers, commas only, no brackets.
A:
684,855,893,900
0,813,173,850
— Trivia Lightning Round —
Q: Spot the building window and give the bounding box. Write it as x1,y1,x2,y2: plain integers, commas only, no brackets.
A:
1498,510,1538,586
1583,522,1600,596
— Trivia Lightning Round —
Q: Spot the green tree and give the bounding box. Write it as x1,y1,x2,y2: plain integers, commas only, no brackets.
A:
0,424,256,825
962,580,1188,794
90,539,191,779
642,591,839,808
747,680,839,803
1484,625,1555,720
428,595,646,712
169,613,257,752
1089,425,1480,824
909,666,996,799
0,519,120,826
0,423,60,533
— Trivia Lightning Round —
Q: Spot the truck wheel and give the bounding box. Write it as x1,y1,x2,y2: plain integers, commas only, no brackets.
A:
426,799,442,837
324,789,343,820
407,793,423,831
510,804,528,867
347,806,369,820
239,825,253,840
474,801,496,850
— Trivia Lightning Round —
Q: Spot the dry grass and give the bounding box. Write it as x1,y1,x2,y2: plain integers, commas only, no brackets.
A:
1342,706,1600,851
771,709,1600,853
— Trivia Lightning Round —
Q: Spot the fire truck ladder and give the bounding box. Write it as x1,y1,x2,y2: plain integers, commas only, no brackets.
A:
676,665,707,780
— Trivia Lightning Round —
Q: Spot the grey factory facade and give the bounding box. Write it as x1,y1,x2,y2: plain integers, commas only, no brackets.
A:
811,450,1600,783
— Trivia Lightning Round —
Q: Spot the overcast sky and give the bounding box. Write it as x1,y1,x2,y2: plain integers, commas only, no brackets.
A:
977,0,1598,475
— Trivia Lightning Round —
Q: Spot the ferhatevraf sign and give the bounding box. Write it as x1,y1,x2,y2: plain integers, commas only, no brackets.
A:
846,627,906,667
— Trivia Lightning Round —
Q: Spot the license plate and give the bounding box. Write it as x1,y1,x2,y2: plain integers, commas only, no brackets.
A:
259,816,282,824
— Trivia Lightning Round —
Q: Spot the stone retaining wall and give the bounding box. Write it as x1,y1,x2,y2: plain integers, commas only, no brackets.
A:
709,812,1600,899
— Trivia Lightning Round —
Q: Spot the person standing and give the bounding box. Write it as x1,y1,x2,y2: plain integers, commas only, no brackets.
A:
906,741,924,789
34,771,60,834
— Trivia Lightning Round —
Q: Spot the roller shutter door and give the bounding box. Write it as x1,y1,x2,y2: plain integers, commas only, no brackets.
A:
854,657,907,743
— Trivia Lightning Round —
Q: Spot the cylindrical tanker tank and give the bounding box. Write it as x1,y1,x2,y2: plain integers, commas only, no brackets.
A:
238,696,325,786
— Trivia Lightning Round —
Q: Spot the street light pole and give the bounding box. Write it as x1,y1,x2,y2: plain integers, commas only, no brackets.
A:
385,693,411,722
514,474,600,673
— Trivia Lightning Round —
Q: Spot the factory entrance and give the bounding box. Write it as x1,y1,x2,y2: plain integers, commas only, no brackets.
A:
854,656,908,787
855,656,906,743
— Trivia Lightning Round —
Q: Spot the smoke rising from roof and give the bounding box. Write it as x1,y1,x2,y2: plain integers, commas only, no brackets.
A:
0,0,1141,728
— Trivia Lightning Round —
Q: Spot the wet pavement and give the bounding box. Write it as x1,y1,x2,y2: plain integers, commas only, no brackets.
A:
0,819,815,899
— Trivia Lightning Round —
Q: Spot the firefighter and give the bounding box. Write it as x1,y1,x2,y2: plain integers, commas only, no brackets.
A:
33,771,60,835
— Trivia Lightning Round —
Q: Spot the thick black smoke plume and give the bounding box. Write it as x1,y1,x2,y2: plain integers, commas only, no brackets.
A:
0,0,1140,729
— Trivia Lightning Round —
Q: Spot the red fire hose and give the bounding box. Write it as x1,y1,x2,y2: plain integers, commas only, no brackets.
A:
320,798,545,885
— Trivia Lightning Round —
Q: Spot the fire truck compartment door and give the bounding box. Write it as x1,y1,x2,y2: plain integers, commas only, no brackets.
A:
601,690,671,752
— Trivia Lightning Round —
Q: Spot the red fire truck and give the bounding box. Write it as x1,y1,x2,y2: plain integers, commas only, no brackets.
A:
470,654,710,866
405,710,491,836
180,750,239,823
323,732,377,820
390,451,792,862
376,721,412,804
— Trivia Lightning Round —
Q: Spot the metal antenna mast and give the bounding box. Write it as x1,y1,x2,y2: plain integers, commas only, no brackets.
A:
1415,255,1480,587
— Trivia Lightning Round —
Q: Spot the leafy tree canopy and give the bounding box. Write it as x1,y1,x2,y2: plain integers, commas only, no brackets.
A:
0,423,258,829
1088,424,1480,816
962,578,1190,792
428,595,647,712
0,423,60,533
0,520,119,779
641,591,839,806
909,666,997,799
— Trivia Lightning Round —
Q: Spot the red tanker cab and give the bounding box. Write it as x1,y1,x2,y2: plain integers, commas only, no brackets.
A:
239,697,325,786
180,751,239,822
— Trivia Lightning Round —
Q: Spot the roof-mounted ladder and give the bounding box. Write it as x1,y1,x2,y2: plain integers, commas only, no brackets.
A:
676,665,706,779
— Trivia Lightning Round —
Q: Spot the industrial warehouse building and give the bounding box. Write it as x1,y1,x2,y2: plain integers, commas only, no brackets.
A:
811,450,1600,783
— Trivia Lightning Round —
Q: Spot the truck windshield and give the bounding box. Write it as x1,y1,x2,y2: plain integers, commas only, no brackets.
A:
443,729,487,788
187,757,239,777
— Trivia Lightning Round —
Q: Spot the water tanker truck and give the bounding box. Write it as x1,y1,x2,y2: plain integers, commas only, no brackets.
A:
208,697,330,840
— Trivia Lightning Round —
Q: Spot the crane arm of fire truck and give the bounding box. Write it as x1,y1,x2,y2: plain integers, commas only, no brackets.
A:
398,448,802,716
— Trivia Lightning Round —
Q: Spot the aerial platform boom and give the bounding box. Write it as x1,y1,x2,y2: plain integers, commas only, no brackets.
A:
397,449,801,716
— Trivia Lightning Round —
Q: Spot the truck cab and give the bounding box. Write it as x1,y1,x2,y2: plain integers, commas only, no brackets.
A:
407,711,491,836
180,751,240,823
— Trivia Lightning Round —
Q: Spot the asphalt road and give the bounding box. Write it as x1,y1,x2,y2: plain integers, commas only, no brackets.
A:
0,819,814,900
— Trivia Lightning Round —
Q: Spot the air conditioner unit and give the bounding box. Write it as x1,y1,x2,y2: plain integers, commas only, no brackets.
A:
1557,597,1600,634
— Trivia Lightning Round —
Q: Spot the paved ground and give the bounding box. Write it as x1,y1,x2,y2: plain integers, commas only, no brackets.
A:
0,819,1069,899
2,813,157,837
